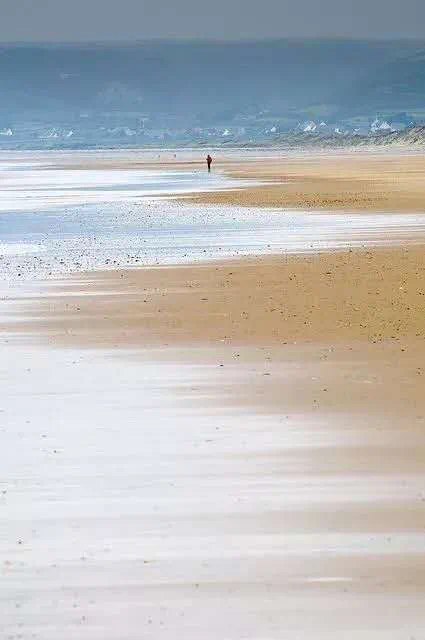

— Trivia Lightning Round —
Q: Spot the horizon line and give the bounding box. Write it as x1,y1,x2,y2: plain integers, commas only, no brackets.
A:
1,35,425,47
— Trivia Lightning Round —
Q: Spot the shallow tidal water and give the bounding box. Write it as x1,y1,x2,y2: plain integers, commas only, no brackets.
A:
2,153,425,281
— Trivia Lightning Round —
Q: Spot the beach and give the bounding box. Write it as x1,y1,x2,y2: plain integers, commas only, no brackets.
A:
189,150,425,212
6,147,425,212
2,149,425,638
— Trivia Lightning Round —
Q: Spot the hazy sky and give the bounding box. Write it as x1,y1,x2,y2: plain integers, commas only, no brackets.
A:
1,0,425,42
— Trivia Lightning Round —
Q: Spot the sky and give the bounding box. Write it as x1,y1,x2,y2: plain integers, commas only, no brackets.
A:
1,0,425,42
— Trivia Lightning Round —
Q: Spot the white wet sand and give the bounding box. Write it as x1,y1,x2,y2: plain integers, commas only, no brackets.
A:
2,339,425,639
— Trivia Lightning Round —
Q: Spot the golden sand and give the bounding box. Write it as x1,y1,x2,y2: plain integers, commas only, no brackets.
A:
188,152,425,212
12,246,425,348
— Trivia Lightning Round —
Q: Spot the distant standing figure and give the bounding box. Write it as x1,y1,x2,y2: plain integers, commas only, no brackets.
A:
206,154,212,172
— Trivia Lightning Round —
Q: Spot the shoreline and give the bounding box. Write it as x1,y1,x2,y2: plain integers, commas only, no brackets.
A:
4,147,425,215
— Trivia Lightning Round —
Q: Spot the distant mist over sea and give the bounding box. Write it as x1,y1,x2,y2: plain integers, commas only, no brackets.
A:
1,39,425,148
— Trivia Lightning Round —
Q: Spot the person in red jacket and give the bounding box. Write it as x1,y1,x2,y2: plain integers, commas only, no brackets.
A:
206,154,213,172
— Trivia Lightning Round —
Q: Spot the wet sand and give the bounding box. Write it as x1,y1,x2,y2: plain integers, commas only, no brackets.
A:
4,148,425,214
2,322,425,639
3,151,425,637
6,244,425,456
3,245,425,640
19,147,425,213
12,147,425,213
